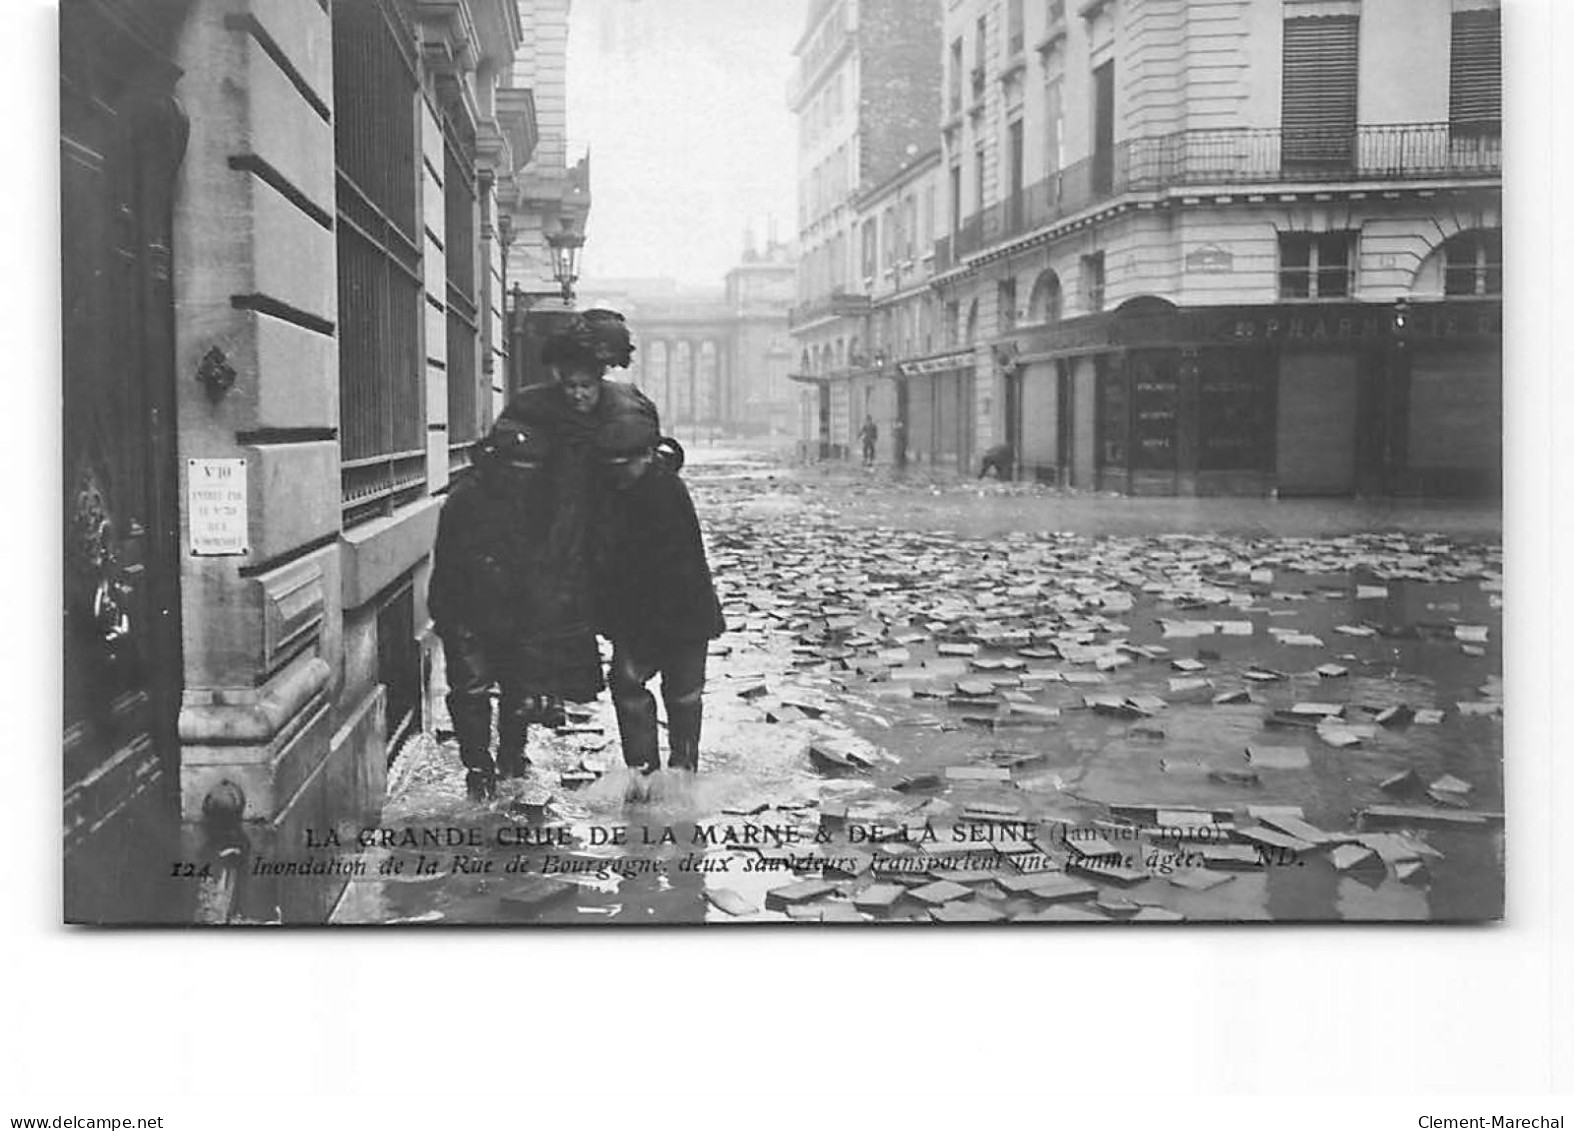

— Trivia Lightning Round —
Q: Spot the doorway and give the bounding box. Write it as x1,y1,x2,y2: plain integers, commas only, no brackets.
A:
61,3,189,923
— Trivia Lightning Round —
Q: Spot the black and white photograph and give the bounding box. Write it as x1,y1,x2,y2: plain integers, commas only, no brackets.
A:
12,0,1574,1119
56,0,1514,929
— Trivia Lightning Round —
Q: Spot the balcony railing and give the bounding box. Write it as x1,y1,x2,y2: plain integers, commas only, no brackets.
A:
953,122,1501,261
789,289,872,328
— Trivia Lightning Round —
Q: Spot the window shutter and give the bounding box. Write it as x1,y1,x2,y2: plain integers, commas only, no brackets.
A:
1282,15,1359,167
1450,9,1502,133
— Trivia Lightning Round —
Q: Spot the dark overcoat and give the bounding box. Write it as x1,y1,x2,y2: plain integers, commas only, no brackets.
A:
593,463,726,653
427,463,603,701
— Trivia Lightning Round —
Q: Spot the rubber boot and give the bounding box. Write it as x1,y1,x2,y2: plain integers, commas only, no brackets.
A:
613,688,661,774
665,698,703,773
447,690,496,778
495,691,531,780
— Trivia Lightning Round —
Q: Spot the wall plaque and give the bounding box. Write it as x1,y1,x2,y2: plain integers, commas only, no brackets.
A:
188,458,249,556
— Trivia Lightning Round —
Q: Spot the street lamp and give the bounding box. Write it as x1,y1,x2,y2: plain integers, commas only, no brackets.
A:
546,215,584,305
496,211,514,295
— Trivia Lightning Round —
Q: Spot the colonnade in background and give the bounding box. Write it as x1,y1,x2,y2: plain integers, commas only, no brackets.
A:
626,336,724,426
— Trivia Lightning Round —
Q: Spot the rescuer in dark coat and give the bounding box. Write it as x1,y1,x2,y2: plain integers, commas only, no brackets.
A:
427,420,603,801
496,311,662,691
592,405,725,777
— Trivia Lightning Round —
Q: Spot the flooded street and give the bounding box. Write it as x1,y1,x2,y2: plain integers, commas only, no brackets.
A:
334,450,1503,926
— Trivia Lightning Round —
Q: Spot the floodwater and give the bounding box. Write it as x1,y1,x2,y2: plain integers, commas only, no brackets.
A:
331,458,1504,927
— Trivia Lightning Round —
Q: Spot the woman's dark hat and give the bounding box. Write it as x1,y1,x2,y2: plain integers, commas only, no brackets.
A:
541,308,635,372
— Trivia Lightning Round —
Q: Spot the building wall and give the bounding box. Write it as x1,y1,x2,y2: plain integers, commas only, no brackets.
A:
792,0,859,303
170,1,353,921
927,0,1499,495
857,0,943,190
509,0,584,293
163,0,527,922
791,0,943,454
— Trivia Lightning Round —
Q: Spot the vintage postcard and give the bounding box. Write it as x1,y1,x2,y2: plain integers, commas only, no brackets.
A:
62,0,1503,926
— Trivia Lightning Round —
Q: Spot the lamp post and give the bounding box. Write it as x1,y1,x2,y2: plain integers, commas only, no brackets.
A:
546,215,584,306
495,213,515,391
1383,296,1412,493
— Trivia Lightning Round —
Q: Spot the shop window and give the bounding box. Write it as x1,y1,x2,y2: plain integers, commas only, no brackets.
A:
1443,228,1503,296
1279,232,1354,299
1129,355,1178,472
1097,360,1128,469
1197,354,1274,472
1082,252,1105,312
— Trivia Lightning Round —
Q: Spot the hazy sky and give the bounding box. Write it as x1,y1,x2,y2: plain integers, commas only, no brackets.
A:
566,0,808,287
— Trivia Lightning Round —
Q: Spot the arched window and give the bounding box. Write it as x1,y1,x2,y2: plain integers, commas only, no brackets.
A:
1026,269,1063,324
1442,228,1503,296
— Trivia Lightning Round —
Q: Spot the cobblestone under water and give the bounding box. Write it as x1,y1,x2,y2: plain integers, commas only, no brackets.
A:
332,453,1503,926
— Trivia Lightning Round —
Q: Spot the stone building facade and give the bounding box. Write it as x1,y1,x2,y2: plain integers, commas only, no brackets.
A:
61,0,571,923
795,148,979,469
724,240,798,436
932,0,1502,495
788,0,944,458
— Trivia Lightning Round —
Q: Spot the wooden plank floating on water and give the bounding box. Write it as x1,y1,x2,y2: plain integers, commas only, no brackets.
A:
1357,805,1504,830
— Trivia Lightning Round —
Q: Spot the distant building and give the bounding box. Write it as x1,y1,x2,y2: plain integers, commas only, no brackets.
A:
933,0,1501,496
787,0,945,459
579,233,797,436
837,149,964,468
725,237,798,435
499,0,592,396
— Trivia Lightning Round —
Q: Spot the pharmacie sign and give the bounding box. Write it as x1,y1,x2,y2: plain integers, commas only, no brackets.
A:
1211,302,1502,345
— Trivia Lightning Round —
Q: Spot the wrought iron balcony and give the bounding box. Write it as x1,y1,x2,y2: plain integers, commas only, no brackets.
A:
788,289,872,328
952,122,1501,261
